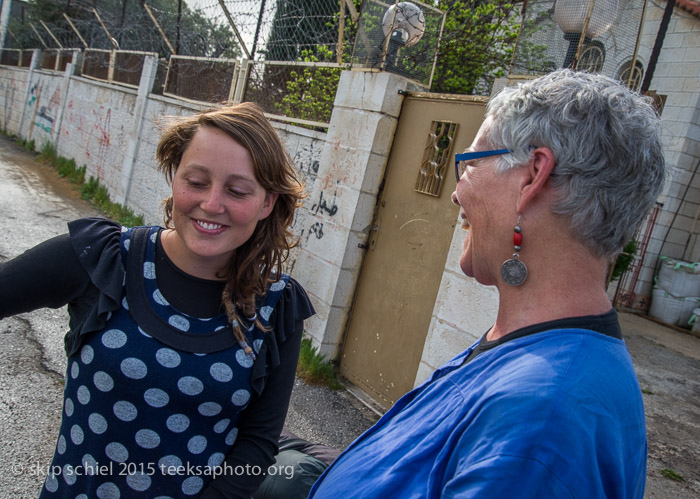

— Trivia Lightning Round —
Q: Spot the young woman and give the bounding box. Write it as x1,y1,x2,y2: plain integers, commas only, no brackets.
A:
0,102,314,498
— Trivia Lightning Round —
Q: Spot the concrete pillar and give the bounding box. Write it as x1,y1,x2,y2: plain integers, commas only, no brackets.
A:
297,70,410,358
17,49,41,139
51,61,76,147
120,54,158,205
0,0,12,50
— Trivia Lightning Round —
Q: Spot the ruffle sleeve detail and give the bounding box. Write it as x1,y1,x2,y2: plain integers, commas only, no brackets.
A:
249,277,315,397
64,217,125,357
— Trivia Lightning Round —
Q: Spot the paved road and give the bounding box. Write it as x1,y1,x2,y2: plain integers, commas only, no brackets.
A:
0,135,698,498
0,135,377,497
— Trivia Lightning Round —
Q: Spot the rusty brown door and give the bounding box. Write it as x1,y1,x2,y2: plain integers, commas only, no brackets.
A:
340,94,487,409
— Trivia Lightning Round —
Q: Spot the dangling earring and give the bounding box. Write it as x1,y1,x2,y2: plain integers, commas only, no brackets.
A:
500,214,528,286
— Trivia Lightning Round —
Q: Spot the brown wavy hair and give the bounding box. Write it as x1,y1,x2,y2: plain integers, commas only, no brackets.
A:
156,102,305,342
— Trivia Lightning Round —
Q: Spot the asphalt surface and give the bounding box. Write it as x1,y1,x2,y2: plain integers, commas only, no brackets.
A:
0,135,377,497
1,134,698,498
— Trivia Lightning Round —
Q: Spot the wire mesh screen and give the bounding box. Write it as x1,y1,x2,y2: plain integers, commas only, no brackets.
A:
352,0,444,87
113,51,155,87
164,56,238,104
82,49,111,81
211,0,350,61
0,49,22,67
244,61,342,127
510,0,646,89
41,49,59,70
57,50,76,71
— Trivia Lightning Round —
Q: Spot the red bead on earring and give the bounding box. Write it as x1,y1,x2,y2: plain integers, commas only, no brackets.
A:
501,215,528,286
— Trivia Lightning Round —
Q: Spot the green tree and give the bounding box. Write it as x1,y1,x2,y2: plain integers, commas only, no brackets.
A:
431,0,520,95
263,0,341,61
275,45,341,125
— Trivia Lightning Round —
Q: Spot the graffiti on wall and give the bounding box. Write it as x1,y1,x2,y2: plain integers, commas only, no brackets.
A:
33,86,61,135
0,74,19,130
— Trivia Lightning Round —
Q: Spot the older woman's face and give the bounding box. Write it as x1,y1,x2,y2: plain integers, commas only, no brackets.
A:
169,126,277,275
451,119,519,286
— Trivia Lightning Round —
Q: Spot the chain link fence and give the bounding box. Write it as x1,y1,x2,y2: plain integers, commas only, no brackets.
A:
3,1,649,126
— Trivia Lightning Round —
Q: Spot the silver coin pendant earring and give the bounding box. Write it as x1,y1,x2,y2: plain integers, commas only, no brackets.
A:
500,215,528,286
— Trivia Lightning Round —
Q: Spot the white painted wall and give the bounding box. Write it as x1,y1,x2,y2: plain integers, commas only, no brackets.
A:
0,62,402,360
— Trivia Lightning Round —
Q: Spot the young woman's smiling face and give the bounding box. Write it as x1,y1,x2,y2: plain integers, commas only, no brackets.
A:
167,125,277,278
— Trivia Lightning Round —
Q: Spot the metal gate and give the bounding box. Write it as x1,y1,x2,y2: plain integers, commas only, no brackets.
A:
340,93,487,409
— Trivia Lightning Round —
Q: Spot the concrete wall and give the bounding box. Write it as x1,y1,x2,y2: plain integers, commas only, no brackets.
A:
0,58,403,361
632,3,700,305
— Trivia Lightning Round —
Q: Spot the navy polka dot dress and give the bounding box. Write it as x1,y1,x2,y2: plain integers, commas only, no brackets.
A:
41,225,291,498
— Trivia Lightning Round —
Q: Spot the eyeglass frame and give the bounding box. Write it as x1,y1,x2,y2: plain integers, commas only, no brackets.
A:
455,149,511,182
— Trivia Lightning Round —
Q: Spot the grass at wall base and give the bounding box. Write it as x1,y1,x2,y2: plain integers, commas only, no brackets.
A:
33,141,145,227
297,338,343,390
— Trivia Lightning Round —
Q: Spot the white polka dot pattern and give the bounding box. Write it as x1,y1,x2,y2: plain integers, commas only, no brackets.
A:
231,389,250,407
166,414,190,433
182,476,204,495
93,371,114,392
260,305,273,321
80,345,94,364
210,362,233,382
135,429,160,449
187,435,207,454
235,349,254,368
96,482,120,499
269,280,286,292
77,385,90,405
144,388,169,408
156,348,181,368
120,357,147,379
225,427,238,446
105,442,129,462
113,401,138,422
126,471,152,492
168,315,190,331
70,424,84,445
198,402,222,417
42,226,287,496
153,289,169,306
89,413,108,434
177,376,203,396
102,329,127,349
64,398,74,417
143,261,156,279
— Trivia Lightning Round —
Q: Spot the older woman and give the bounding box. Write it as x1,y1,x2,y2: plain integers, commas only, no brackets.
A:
309,70,665,498
0,102,313,498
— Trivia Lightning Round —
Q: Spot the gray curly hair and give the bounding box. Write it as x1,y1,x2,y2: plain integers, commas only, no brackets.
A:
485,69,666,259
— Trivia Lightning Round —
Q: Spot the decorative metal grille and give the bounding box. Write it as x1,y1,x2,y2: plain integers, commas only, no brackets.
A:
415,120,458,197
618,59,644,91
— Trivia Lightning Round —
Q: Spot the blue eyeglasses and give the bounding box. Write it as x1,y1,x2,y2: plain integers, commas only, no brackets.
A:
455,149,510,181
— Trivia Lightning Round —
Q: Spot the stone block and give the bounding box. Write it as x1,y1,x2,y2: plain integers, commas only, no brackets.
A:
324,108,399,157
341,229,369,271
420,317,476,376
350,190,379,232
361,152,390,195
298,216,349,270
290,248,341,307
334,70,408,117
432,269,498,336
331,268,359,309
